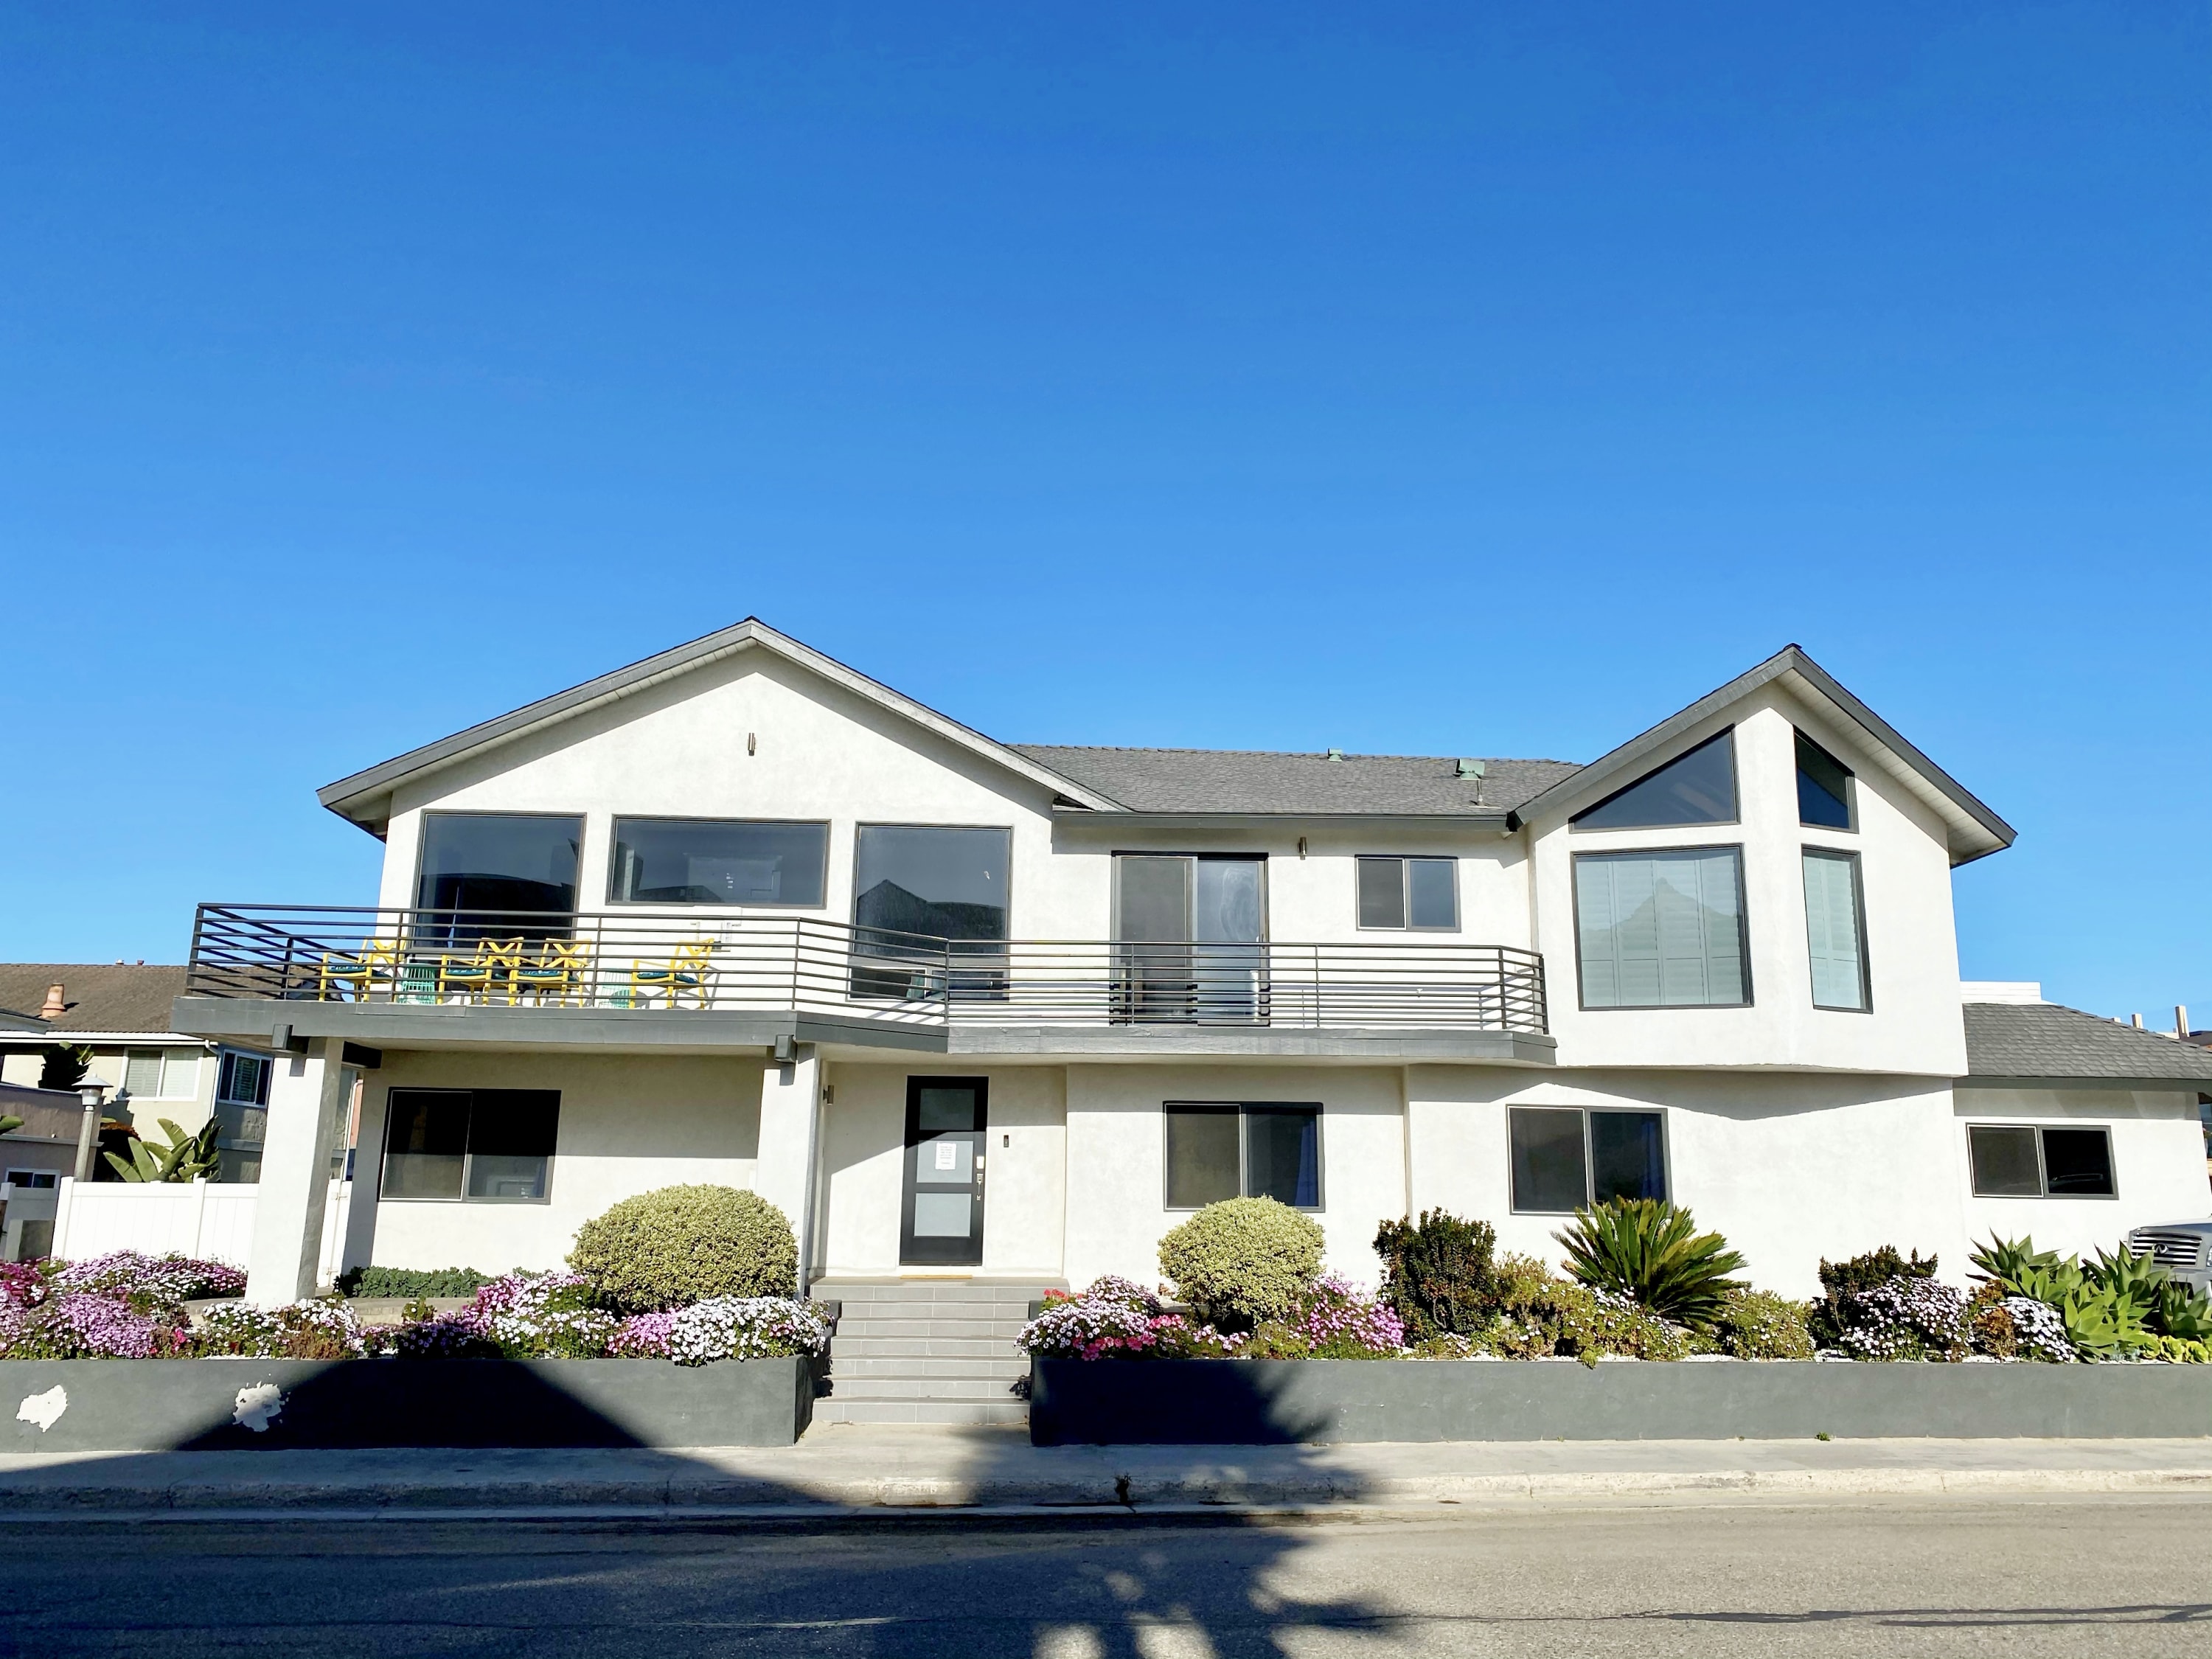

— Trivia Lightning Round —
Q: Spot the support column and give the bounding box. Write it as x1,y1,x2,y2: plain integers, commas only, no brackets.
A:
245,1038,348,1307
338,1078,391,1277
754,1045,824,1293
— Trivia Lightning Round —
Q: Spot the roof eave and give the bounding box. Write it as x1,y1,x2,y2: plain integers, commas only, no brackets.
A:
1961,1074,2212,1091
1504,646,2017,866
315,618,1123,831
1048,808,1514,830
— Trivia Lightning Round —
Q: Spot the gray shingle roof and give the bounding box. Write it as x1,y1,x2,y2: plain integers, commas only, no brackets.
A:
1963,1001,2212,1087
0,964,190,1037
1009,747,1583,817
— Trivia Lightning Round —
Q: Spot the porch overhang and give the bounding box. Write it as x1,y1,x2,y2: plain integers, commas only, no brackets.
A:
170,996,950,1056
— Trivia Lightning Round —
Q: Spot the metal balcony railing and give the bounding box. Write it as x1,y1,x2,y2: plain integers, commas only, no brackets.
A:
185,905,1549,1035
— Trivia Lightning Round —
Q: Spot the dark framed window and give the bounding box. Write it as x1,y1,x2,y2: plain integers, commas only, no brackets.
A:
1795,731,1856,830
609,818,828,906
1571,731,1738,830
1573,847,1749,1009
1969,1124,2115,1199
381,1088,560,1203
1164,1102,1322,1210
1802,849,1871,1012
216,1051,271,1107
415,813,582,915
1355,857,1458,931
1509,1107,1668,1212
852,825,1012,1000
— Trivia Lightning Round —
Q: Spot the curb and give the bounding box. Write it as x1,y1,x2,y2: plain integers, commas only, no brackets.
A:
2,1464,2209,1519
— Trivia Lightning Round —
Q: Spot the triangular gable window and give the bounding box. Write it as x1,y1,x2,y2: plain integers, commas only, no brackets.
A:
1571,731,1738,830
1795,731,1855,830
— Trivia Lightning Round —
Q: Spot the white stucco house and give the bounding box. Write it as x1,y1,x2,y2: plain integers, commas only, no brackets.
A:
170,620,2212,1332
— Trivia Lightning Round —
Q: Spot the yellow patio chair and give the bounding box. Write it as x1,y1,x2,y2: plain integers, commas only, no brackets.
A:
629,939,715,1010
511,938,591,1006
439,937,524,1003
319,940,402,1002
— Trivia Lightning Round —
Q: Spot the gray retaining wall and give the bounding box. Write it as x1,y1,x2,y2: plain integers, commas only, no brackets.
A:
1029,1357,2212,1445
3,1357,815,1452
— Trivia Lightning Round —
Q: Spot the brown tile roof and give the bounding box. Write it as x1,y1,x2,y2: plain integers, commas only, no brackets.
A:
0,964,190,1036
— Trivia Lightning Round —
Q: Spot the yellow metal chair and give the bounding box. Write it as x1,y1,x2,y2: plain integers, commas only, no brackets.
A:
629,939,715,1009
439,937,524,1003
511,938,591,1006
319,940,402,1002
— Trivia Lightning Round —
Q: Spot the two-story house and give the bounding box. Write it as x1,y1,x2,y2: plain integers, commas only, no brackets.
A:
173,621,2212,1329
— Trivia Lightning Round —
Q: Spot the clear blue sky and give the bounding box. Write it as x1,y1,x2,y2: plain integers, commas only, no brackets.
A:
1,4,2205,1022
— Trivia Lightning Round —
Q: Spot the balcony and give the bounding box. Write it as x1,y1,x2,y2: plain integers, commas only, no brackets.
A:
177,905,1553,1062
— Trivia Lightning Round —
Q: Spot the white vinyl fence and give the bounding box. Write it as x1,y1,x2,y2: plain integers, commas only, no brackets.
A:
49,1178,351,1284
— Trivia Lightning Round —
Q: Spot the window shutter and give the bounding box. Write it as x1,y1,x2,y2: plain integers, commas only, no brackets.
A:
125,1050,161,1096
1803,851,1866,1010
161,1051,199,1098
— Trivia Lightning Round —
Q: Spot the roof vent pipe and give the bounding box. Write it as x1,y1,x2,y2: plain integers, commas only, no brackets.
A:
1326,748,1345,762
39,984,65,1019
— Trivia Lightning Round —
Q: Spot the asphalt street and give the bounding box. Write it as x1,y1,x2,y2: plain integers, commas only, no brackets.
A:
4,1494,2208,1658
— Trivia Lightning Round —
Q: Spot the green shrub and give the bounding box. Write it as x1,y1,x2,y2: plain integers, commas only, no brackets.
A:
1157,1197,1324,1333
338,1266,493,1300
1714,1289,1815,1360
568,1185,796,1313
1809,1245,1938,1348
1373,1209,1496,1340
2153,1281,2212,1343
1554,1198,1745,1331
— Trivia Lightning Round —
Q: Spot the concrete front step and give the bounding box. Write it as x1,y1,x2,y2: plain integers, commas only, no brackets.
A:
827,1376,1025,1402
834,1338,1029,1363
813,1399,1030,1426
833,1356,1028,1380
814,1279,1060,1302
834,1320,1032,1343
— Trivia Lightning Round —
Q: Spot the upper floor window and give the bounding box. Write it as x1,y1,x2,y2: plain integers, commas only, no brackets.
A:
1356,857,1458,931
1571,731,1737,831
609,818,828,906
416,813,582,917
1795,731,1856,830
1802,849,1870,1011
216,1050,271,1107
1573,848,1749,1009
124,1048,201,1099
854,826,1011,941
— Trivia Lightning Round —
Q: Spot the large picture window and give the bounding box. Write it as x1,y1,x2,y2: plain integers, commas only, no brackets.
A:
1802,849,1870,1012
1571,731,1738,830
852,825,1012,1000
415,813,582,944
1509,1107,1667,1213
609,818,828,906
1969,1124,2115,1199
1164,1102,1321,1210
381,1088,560,1203
1573,848,1749,1009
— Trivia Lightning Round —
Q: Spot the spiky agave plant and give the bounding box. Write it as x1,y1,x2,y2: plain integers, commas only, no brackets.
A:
1968,1234,2061,1295
2152,1280,2212,1343
1554,1198,1747,1331
2087,1242,2171,1318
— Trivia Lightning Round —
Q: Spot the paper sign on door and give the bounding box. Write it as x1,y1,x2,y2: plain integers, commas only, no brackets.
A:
934,1142,959,1171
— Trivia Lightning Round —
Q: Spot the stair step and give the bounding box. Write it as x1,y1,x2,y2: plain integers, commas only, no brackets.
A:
832,1336,1026,1360
832,1357,1027,1380
834,1319,1031,1341
828,1377,1024,1402
813,1399,1029,1426
813,1280,1062,1301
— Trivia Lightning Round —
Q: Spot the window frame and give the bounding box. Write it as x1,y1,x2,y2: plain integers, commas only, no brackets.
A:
1570,844,1753,1012
1966,1123,2118,1200
216,1050,272,1107
1506,1105,1672,1214
412,808,585,915
1162,1100,1324,1212
1801,845,1873,1014
605,815,831,908
1569,728,1741,832
851,821,1017,937
1794,728,1858,832
1354,855,1460,933
378,1087,561,1206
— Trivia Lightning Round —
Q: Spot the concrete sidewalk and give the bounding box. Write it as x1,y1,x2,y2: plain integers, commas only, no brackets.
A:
3,1425,2211,1519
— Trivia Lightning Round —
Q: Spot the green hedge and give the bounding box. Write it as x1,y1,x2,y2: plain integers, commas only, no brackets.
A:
337,1265,493,1300
1157,1197,1324,1332
568,1184,797,1314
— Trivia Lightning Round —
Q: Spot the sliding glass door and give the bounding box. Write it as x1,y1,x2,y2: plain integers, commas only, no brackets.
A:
1113,855,1267,1023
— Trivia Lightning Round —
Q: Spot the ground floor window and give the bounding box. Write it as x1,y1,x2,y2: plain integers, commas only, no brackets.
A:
1164,1102,1321,1210
1509,1106,1667,1213
1968,1124,2115,1198
381,1088,560,1202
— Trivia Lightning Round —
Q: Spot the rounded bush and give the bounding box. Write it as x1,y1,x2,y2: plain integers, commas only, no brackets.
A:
568,1185,797,1314
1157,1197,1324,1332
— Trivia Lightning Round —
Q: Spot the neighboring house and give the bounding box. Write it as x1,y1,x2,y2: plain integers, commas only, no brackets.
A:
167,619,2212,1313
0,964,276,1181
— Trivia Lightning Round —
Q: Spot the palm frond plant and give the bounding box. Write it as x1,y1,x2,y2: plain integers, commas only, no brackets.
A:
0,1114,22,1138
1554,1198,1747,1331
103,1118,221,1184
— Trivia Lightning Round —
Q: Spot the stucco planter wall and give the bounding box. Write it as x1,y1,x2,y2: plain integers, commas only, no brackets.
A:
3,1357,816,1453
1028,1357,2212,1445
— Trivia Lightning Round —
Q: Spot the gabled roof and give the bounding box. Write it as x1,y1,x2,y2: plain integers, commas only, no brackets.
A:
1506,645,2016,866
0,964,192,1038
1962,1000,2212,1088
317,619,1123,833
1014,746,1579,819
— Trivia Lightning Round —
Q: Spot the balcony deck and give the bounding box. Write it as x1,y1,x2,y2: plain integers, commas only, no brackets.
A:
173,905,1554,1062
